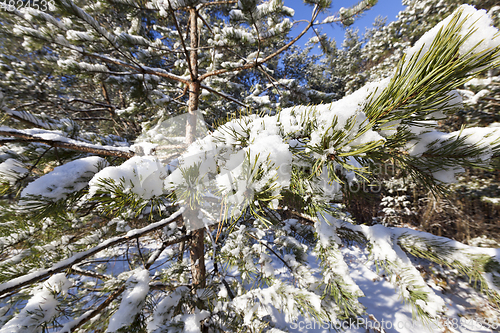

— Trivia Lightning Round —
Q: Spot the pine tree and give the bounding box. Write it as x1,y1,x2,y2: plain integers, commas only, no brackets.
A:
84,7,500,330
0,4,499,331
345,0,500,91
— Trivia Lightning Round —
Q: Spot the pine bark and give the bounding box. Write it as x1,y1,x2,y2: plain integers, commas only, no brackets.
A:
185,7,200,146
186,6,206,289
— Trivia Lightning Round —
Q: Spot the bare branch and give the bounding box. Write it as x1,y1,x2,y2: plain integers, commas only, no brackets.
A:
0,138,21,144
249,11,262,67
68,99,116,109
71,265,111,280
196,10,214,35
66,108,112,113
200,84,248,107
169,6,196,81
73,117,114,121
149,282,184,291
145,236,183,270
0,128,134,158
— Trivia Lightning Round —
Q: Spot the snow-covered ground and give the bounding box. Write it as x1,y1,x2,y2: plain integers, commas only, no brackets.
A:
285,244,498,333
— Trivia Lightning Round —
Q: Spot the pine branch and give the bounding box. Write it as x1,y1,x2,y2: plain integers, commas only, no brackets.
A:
57,0,145,70
81,51,191,84
70,265,111,280
59,233,183,333
364,9,500,124
2,107,53,129
73,117,114,121
57,285,126,333
0,208,186,298
10,16,190,85
67,98,117,109
395,230,500,304
197,0,237,9
198,5,320,81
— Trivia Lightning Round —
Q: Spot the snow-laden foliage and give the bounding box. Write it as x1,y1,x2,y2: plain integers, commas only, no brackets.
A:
0,274,71,333
106,268,150,332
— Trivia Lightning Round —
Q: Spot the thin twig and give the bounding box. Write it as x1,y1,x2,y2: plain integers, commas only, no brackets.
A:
174,85,189,101
73,117,114,121
169,5,195,81
71,265,111,281
200,84,248,107
67,99,116,109
57,285,126,333
247,233,294,273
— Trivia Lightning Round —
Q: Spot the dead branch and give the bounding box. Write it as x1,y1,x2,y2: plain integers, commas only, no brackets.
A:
200,84,248,107
0,129,134,158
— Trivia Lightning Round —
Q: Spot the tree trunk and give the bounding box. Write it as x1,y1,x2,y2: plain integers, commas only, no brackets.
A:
186,6,206,289
185,7,200,146
189,224,206,288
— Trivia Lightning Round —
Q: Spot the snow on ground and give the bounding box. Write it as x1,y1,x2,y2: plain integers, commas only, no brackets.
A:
93,238,498,333
286,244,496,333
3,232,495,332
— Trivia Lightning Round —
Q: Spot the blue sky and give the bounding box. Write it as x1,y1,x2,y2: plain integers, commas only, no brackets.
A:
286,0,406,50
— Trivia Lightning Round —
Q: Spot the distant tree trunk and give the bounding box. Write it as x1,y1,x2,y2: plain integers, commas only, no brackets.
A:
186,6,206,289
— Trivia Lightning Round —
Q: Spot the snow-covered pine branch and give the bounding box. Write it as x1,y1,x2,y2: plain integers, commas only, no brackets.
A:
0,208,185,298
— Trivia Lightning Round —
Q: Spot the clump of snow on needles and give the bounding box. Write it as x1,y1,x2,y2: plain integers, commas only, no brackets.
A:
0,158,28,185
20,156,107,203
0,273,71,333
89,156,167,200
405,4,500,66
106,269,150,332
